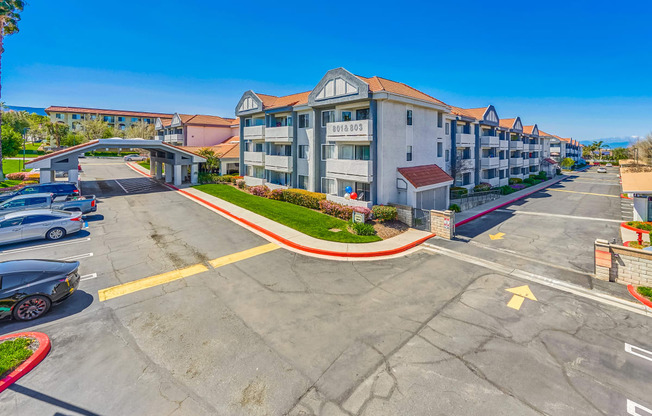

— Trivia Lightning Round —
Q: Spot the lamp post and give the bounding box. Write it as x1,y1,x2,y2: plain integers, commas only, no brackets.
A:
22,127,29,172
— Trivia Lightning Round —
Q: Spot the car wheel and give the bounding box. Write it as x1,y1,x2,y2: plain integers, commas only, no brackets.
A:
13,295,51,321
46,227,67,240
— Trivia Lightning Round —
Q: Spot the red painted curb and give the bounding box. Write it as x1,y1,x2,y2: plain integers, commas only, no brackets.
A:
456,176,566,227
621,222,651,234
628,284,652,309
621,194,633,200
125,163,434,258
0,332,51,393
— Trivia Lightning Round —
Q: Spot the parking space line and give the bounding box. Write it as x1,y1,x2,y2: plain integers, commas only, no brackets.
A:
547,189,619,198
0,238,91,255
80,273,98,281
494,209,622,223
208,243,279,268
627,399,652,415
114,179,129,194
625,343,652,363
59,253,93,261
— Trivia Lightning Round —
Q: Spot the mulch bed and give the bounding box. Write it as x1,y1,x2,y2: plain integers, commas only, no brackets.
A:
373,220,409,240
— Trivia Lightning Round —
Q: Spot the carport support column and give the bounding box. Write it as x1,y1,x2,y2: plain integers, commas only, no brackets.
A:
173,164,182,186
149,161,156,177
165,163,173,183
39,169,54,183
190,163,198,185
68,169,79,185
155,161,163,180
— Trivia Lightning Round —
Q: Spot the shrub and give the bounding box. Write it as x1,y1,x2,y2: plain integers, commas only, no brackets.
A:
509,178,523,185
450,186,468,197
319,199,353,220
352,206,372,221
523,178,535,185
5,172,26,180
249,185,269,197
350,222,376,236
268,189,284,200
372,205,398,222
510,184,526,190
627,221,652,232
537,171,547,180
235,179,246,189
528,174,538,180
499,185,516,195
281,189,326,210
637,286,652,300
448,204,461,213
531,179,542,185
473,183,492,192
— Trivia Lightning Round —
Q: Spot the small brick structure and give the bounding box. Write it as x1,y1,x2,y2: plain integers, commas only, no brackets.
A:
390,204,413,227
430,210,455,239
594,239,652,286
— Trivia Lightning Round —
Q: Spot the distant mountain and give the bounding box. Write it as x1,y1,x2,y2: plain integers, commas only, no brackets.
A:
5,105,47,116
580,136,639,149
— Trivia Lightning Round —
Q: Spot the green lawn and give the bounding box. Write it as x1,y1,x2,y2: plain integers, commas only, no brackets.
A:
2,159,32,174
194,184,381,243
0,337,33,377
138,161,150,170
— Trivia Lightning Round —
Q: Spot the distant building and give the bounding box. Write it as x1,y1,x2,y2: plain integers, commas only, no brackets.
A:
45,106,173,132
154,114,239,147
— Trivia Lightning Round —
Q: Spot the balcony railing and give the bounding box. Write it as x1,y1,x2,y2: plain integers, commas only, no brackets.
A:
457,133,475,147
164,134,183,144
499,140,509,150
265,126,293,143
510,157,524,166
499,178,509,187
326,194,372,209
483,177,500,187
265,155,293,172
326,120,373,142
244,176,265,187
325,159,373,181
499,159,509,169
509,140,524,150
481,157,499,169
244,151,265,166
480,135,499,147
243,125,265,140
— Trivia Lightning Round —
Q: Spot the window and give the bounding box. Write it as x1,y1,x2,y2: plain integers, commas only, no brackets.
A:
445,149,450,162
103,116,115,123
339,145,354,160
446,123,450,135
298,175,308,190
119,124,126,130
321,177,336,195
341,111,352,122
437,112,443,128
143,118,151,123
26,197,48,206
56,113,63,119
355,145,370,160
437,142,443,158
22,215,57,224
298,145,309,159
0,218,22,228
356,108,370,120
244,118,252,127
322,111,335,127
321,144,335,160
131,117,139,122
298,114,310,128
407,145,413,161
72,114,80,120
355,182,371,202
90,115,97,120
2,199,26,209
406,110,413,126
118,117,125,122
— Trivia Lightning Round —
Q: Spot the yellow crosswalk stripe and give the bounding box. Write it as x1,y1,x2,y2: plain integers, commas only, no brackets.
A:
548,189,619,198
209,243,279,268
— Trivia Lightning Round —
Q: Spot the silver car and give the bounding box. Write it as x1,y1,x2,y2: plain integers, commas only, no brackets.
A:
124,154,148,161
0,209,83,245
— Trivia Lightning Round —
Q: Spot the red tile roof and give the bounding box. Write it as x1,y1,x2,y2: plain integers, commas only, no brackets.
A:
45,106,172,118
499,118,517,129
181,139,240,159
543,158,558,165
397,164,453,188
450,106,489,121
523,125,537,135
184,114,236,127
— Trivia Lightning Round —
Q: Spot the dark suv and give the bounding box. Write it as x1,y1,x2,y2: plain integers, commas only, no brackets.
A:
0,182,80,203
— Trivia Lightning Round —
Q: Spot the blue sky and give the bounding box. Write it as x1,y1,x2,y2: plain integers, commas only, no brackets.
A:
4,0,652,144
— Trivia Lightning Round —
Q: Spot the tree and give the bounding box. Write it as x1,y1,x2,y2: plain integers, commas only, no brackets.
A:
0,0,25,179
560,157,575,169
79,117,110,142
46,122,69,147
631,132,652,165
2,124,22,158
61,132,84,147
197,148,220,173
591,140,604,160
611,147,629,161
125,121,155,140
450,150,475,187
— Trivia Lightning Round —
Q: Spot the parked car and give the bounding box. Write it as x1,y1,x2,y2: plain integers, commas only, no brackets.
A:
0,182,80,203
0,193,97,215
0,259,80,321
0,209,83,245
124,154,148,161
606,163,613,167
597,167,607,173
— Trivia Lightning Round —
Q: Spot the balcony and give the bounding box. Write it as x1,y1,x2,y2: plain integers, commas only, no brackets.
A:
244,151,265,166
164,134,183,144
481,157,499,169
509,140,524,150
529,158,539,166
243,125,265,140
265,155,293,172
532,144,542,151
483,177,500,187
480,135,499,147
244,176,265,187
499,140,509,150
265,126,293,143
326,194,373,209
499,159,509,169
325,159,373,182
499,178,509,187
457,133,475,147
326,120,373,142
510,157,524,167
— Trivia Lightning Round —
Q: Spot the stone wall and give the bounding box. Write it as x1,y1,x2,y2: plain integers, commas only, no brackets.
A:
389,204,413,227
431,210,455,239
594,239,652,286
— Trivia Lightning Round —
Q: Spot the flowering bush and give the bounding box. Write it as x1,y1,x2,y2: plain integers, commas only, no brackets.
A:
6,172,27,180
352,206,372,221
510,184,526,190
249,185,269,197
473,183,492,192
509,178,523,185
281,189,326,210
372,205,398,222
268,189,284,200
450,186,468,196
235,179,246,189
319,199,353,220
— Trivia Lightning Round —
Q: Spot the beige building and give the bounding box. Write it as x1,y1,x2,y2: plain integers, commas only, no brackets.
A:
45,106,174,132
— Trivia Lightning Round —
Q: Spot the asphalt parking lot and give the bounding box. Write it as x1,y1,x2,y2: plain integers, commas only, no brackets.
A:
1,161,650,416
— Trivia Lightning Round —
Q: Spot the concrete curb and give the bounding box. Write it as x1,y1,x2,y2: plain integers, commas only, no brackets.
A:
628,285,652,309
125,162,435,259
456,175,567,227
0,332,51,393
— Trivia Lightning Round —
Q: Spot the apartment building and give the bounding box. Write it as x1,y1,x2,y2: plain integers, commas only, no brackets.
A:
543,131,582,164
236,68,453,210
154,113,239,147
45,106,172,131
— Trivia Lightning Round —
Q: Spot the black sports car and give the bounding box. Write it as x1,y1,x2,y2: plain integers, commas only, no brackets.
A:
0,260,80,321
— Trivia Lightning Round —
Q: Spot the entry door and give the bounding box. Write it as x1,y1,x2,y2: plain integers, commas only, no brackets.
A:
0,218,23,243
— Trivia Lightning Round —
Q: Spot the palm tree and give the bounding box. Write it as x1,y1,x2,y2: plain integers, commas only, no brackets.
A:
197,148,220,173
592,140,604,160
0,1,25,180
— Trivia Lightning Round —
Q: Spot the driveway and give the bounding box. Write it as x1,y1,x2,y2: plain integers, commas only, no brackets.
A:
0,161,649,416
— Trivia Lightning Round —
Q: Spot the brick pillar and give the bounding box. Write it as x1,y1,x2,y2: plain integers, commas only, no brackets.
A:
430,210,455,239
594,239,615,282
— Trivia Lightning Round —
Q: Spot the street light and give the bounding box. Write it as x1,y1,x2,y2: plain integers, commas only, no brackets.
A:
22,127,29,172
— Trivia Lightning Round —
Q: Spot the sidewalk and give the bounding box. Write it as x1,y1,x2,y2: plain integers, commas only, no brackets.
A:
456,174,568,226
126,162,433,260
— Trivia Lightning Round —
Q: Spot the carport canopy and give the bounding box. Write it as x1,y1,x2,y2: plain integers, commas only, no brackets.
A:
26,138,206,186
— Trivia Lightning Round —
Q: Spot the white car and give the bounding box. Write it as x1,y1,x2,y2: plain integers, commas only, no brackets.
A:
123,154,148,161
596,167,607,173
605,163,613,167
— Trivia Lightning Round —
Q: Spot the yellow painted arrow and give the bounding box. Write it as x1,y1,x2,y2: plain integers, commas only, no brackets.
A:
505,285,537,310
489,232,505,240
